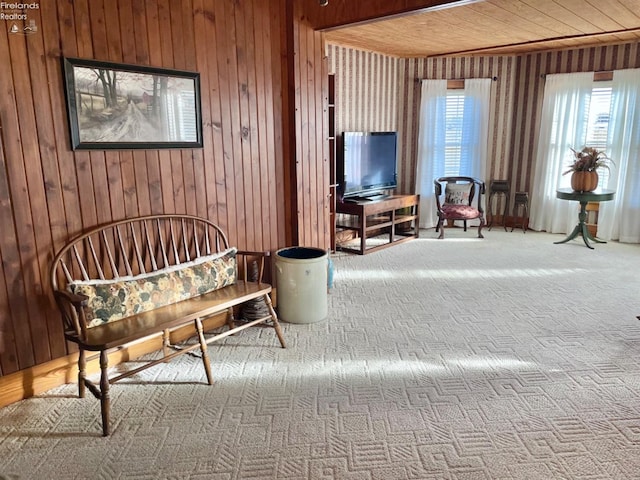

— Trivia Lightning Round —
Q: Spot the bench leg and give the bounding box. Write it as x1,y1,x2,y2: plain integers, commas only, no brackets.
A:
226,307,236,330
264,294,286,348
195,317,214,385
99,350,110,436
78,348,86,399
162,328,171,359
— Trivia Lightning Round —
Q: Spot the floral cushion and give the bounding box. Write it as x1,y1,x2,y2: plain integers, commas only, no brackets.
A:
441,204,481,219
444,183,472,205
69,248,237,327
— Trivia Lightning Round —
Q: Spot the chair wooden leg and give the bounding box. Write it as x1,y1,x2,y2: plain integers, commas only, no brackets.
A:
437,218,445,239
99,350,110,436
195,317,214,385
78,348,86,399
264,294,286,348
478,217,485,238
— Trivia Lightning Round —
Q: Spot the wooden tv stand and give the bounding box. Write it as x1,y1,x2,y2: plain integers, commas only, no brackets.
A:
336,194,420,255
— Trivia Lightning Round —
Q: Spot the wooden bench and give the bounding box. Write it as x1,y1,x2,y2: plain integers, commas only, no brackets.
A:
50,214,286,436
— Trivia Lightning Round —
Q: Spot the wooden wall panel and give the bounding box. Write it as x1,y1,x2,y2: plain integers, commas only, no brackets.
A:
290,3,331,249
0,0,298,378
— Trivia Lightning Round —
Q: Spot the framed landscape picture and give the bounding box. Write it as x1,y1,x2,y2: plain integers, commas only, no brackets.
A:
63,57,203,150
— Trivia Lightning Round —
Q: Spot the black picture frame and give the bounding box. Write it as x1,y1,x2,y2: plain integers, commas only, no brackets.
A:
62,57,203,150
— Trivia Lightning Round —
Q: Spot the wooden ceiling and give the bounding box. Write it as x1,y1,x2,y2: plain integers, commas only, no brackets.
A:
322,0,640,57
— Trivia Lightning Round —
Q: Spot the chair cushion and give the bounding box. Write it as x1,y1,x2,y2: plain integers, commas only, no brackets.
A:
441,204,481,219
69,248,237,327
444,183,472,205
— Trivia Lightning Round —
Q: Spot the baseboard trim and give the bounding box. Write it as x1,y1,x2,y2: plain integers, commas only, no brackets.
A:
0,312,228,409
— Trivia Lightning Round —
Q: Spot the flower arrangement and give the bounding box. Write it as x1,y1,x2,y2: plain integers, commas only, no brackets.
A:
563,147,614,175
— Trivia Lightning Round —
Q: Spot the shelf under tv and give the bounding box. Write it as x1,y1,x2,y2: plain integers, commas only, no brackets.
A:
343,192,390,202
335,194,420,255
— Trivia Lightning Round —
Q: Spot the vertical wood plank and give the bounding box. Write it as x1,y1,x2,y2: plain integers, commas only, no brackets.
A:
144,0,165,215
181,0,208,220
272,0,289,248
87,0,113,226
236,0,257,250
1,27,41,367
46,1,82,244
254,4,275,250
225,1,245,248
9,30,60,364
0,126,22,374
217,0,240,245
294,12,307,245
156,0,177,216
243,0,263,250
168,2,197,217
193,0,225,226
24,6,68,359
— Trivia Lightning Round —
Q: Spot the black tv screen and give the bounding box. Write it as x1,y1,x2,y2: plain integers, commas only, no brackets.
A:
340,131,398,197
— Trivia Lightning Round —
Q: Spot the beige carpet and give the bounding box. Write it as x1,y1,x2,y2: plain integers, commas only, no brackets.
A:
1,229,640,479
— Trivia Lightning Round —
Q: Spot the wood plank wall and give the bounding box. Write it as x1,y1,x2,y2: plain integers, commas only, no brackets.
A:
0,0,299,377
291,2,331,249
327,41,640,205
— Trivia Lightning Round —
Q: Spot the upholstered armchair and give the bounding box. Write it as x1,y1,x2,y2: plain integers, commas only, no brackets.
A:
434,176,486,239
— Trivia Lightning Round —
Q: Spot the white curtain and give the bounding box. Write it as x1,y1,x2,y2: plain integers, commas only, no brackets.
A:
529,72,593,234
415,80,447,228
598,68,640,243
461,78,491,184
415,78,491,228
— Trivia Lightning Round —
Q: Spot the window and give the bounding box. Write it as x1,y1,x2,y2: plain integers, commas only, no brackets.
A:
440,87,487,178
415,78,491,228
584,85,612,187
530,68,640,242
444,91,465,176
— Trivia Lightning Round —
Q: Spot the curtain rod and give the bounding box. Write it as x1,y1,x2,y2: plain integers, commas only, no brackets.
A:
416,76,498,83
539,71,613,80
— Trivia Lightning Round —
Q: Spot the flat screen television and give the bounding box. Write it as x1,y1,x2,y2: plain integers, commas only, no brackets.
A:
339,131,398,199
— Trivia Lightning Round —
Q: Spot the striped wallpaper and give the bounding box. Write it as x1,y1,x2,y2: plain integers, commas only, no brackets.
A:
511,43,640,196
326,45,400,133
327,42,640,209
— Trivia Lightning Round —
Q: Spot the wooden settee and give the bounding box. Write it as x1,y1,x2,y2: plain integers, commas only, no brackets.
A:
50,214,286,436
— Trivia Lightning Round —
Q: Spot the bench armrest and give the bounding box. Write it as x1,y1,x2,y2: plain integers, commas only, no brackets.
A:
55,289,88,306
236,250,270,283
53,289,90,340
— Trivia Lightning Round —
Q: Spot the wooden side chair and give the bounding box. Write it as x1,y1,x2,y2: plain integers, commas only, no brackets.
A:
434,176,486,239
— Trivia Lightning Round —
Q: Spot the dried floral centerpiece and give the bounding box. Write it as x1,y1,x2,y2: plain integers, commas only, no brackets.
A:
563,147,613,192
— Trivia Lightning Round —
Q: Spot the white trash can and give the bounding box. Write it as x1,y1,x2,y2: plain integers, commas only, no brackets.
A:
275,247,328,324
